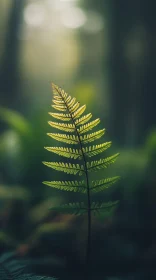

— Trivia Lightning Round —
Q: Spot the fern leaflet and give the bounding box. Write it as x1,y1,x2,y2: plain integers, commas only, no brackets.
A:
91,176,120,193
91,201,119,215
50,202,87,215
83,142,111,157
75,113,92,126
72,105,86,118
52,104,66,111
80,129,105,144
47,133,79,144
48,121,75,132
43,161,84,175
43,180,86,193
78,119,100,134
44,147,82,159
87,153,119,172
49,112,71,121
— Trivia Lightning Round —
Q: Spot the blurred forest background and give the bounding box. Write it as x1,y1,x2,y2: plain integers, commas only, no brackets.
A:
0,0,156,279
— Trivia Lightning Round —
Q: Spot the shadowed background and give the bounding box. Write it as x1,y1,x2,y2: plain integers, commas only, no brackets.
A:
0,1,156,279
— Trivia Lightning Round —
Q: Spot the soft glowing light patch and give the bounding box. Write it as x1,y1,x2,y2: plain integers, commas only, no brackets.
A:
60,7,87,29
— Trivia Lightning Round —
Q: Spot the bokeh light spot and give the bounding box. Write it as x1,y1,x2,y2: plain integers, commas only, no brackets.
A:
60,7,87,29
24,3,46,27
83,11,104,33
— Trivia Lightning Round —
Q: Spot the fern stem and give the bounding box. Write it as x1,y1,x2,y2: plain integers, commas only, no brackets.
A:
57,88,91,278
72,122,91,279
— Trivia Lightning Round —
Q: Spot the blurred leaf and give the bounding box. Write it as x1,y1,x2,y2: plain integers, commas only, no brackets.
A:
0,231,18,248
0,185,30,201
27,222,72,248
72,82,96,109
29,197,63,224
108,149,148,191
0,251,57,279
145,129,156,158
0,107,32,137
0,108,51,202
0,130,21,154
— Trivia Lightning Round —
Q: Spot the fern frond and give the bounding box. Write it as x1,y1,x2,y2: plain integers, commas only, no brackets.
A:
91,200,119,214
50,202,87,215
48,121,75,132
83,142,111,157
78,119,100,134
47,133,79,144
42,161,84,175
80,129,105,144
43,83,120,275
49,112,71,121
75,113,92,126
43,180,86,193
44,147,82,159
72,105,86,118
91,176,120,193
87,153,119,172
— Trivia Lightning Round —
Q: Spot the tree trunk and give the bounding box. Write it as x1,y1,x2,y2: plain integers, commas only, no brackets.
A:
109,0,156,146
0,0,25,110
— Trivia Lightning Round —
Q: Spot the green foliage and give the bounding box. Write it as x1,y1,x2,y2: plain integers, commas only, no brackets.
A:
0,107,31,137
0,252,56,280
43,180,86,193
86,154,119,172
91,177,120,193
43,162,84,176
0,107,52,203
43,83,120,216
49,201,119,216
